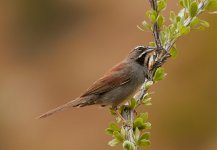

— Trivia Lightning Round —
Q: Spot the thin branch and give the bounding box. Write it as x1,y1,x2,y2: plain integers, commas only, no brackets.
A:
122,107,137,150
149,0,162,48
184,1,207,26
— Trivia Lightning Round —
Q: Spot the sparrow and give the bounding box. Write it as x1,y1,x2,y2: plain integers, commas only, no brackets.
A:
38,46,159,119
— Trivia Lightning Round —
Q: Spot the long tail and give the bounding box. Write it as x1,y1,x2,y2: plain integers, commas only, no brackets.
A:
38,99,80,119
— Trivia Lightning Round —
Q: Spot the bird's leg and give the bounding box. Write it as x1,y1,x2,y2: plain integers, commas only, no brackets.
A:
111,106,127,123
117,111,126,122
133,109,138,116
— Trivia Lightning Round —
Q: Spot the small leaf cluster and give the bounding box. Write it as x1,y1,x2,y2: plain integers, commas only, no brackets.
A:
162,0,216,55
106,89,153,150
153,67,166,82
133,113,151,148
106,111,151,149
141,92,152,106
120,112,151,150
161,0,217,53
205,0,217,11
138,0,167,32
139,0,216,60
106,123,125,147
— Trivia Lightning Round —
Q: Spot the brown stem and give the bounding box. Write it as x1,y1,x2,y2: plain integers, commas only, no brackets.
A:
122,107,137,150
149,0,162,48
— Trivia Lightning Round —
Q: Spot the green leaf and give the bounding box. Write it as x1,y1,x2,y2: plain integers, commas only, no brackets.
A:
143,92,152,100
153,67,166,82
158,0,167,12
142,21,152,31
108,139,121,147
144,122,152,129
191,19,210,30
179,0,184,7
106,122,121,135
110,123,120,132
190,1,198,17
176,16,181,22
199,20,210,28
183,0,190,8
115,116,121,123
134,117,144,128
170,46,178,59
205,0,217,10
139,132,151,140
160,30,166,45
123,141,136,150
138,139,151,147
194,26,206,30
142,99,152,106
134,127,140,142
146,10,157,22
109,108,116,116
144,81,153,89
105,128,114,135
113,131,124,142
169,11,176,23
139,112,148,122
141,93,152,105
208,11,217,14
190,17,200,27
149,42,156,47
144,102,152,106
121,127,126,138
180,26,191,35
178,8,185,17
157,15,165,28
129,98,137,109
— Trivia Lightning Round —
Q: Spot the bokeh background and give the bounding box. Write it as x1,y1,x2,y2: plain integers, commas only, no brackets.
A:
0,0,216,150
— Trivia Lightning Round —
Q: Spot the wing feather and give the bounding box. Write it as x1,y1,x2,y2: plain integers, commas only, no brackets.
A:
80,62,131,97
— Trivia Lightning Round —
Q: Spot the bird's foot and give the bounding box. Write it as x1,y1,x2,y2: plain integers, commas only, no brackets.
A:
111,106,127,123
133,109,138,116
115,109,127,123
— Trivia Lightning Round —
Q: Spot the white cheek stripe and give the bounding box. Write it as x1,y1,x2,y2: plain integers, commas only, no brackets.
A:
138,51,147,58
138,48,154,58
148,55,154,69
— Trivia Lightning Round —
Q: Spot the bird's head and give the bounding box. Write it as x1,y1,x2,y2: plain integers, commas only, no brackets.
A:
128,46,160,70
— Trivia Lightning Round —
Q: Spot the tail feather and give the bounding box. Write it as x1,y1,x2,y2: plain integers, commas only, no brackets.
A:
38,99,79,119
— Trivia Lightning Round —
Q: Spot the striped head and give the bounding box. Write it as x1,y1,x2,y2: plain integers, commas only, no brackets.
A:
128,46,158,70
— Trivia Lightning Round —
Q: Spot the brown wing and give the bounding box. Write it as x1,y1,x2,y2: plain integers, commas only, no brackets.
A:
81,62,131,97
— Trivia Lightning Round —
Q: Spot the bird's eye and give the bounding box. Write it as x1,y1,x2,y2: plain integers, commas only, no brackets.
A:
135,46,146,52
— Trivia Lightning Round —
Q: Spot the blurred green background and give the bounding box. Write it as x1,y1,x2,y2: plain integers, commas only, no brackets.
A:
0,0,216,150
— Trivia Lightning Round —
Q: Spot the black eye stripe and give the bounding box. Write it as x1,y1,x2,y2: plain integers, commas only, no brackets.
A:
136,52,148,66
136,50,157,67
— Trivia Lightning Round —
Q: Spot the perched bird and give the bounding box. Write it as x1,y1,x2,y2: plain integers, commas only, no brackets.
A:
38,46,158,119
